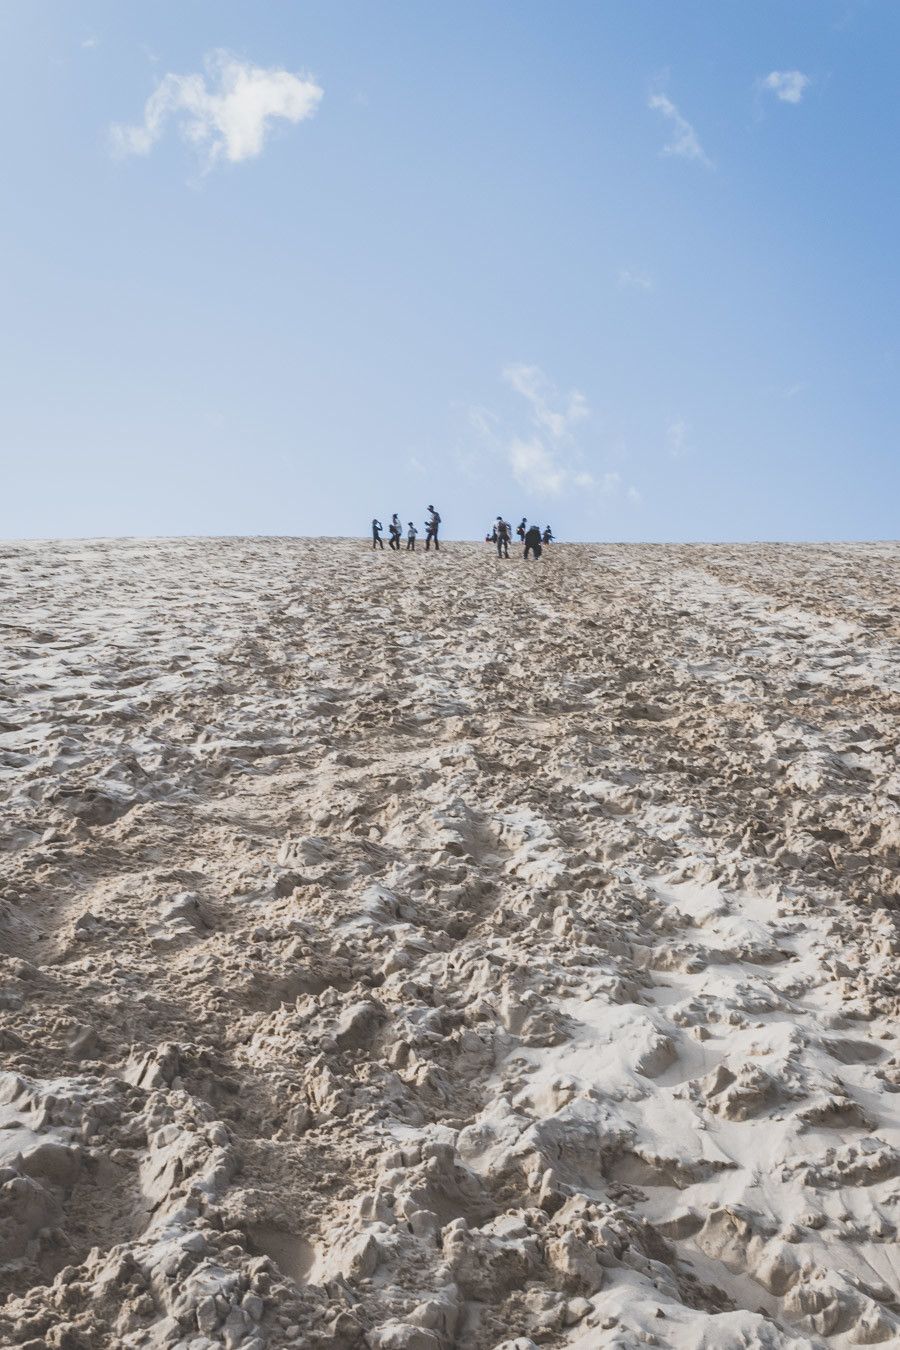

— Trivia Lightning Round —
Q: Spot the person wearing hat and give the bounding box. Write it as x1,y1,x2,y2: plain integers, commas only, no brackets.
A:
424,505,441,551
495,516,511,558
406,521,418,550
371,518,385,549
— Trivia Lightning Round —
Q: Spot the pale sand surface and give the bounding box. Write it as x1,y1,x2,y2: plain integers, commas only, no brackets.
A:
1,537,899,1349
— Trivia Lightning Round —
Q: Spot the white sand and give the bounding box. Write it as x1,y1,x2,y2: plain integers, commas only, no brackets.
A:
1,536,899,1350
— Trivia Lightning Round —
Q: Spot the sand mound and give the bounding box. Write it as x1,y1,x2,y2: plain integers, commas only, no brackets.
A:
0,536,898,1349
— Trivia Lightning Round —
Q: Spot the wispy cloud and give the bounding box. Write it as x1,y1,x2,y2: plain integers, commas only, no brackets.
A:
82,36,99,51
648,93,711,167
762,70,810,104
667,418,690,458
110,49,323,171
468,365,640,505
501,364,592,495
503,363,589,442
507,438,571,496
618,267,654,293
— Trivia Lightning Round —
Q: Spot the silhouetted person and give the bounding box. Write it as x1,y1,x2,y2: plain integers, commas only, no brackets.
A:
524,524,542,560
406,521,418,550
516,517,527,542
388,514,402,550
372,519,385,549
425,505,441,551
542,526,554,545
496,516,511,558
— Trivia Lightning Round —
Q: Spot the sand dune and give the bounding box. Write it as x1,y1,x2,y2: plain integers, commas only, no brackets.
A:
1,537,899,1350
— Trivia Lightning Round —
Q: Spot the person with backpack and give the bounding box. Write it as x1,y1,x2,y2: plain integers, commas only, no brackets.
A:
388,514,402,550
371,518,385,549
516,517,527,542
495,516,511,558
542,525,554,545
406,521,418,550
523,523,543,560
425,505,441,551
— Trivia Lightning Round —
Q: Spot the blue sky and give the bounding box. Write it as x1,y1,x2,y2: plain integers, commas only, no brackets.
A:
2,1,898,541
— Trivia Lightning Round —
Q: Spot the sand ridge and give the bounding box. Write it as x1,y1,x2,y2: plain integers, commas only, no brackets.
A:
1,537,899,1349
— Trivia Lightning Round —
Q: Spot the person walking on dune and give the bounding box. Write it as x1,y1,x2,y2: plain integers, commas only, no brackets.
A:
372,518,385,549
388,514,402,550
524,523,543,560
542,525,554,545
406,521,418,551
495,516,511,558
516,517,527,542
425,505,441,551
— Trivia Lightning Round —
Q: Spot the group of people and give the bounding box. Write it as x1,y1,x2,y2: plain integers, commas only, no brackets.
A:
371,506,441,551
369,506,554,559
489,517,554,559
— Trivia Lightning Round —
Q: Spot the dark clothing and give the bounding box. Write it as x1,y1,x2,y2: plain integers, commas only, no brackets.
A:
496,520,511,557
389,517,402,550
524,526,542,560
425,511,440,550
542,528,553,545
516,521,527,541
372,520,384,549
406,536,416,550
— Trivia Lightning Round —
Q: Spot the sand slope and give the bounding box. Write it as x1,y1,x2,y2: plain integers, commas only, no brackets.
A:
1,537,899,1350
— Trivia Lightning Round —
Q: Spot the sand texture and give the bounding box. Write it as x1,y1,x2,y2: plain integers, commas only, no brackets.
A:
1,536,900,1350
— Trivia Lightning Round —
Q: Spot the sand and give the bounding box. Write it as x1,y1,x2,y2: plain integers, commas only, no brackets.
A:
1,536,899,1350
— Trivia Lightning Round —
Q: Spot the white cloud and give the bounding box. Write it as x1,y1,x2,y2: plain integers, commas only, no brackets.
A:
618,268,654,292
502,364,589,441
667,418,690,458
648,93,711,167
464,365,639,506
82,36,99,50
110,49,323,170
762,70,810,104
627,486,642,504
499,364,593,496
508,437,569,496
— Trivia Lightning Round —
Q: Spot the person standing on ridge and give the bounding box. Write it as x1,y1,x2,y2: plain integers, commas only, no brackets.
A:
496,516,511,558
372,519,385,549
425,505,441,551
406,521,418,550
388,514,402,550
542,525,554,545
516,517,527,542
524,523,543,560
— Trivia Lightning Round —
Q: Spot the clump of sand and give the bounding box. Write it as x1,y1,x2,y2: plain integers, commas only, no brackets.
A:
1,537,899,1349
